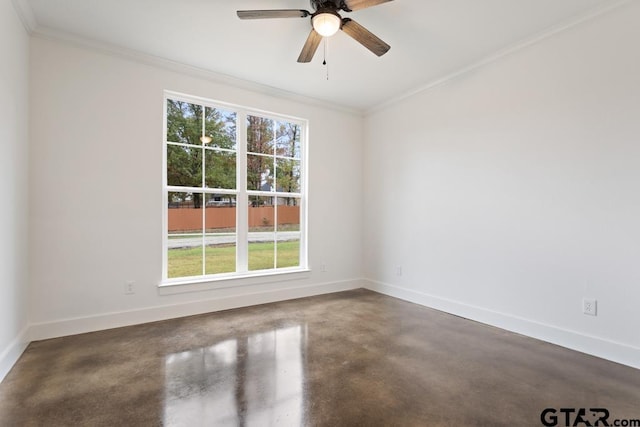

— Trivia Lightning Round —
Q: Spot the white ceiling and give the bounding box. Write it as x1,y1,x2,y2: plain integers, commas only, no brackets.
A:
25,0,613,112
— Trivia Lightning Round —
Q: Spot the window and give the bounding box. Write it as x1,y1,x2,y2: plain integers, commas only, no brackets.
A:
163,93,307,283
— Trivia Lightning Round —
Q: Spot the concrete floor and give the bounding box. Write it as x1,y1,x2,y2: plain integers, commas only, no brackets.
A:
0,289,638,426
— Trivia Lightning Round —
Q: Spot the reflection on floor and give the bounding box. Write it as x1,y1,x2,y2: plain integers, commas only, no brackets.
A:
0,289,639,426
164,326,304,425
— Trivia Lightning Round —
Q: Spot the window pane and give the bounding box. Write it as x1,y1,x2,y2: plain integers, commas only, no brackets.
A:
205,194,236,275
247,154,273,191
276,121,301,159
204,107,237,150
168,245,203,278
249,196,275,232
275,159,301,193
247,115,274,155
168,191,204,278
167,145,202,187
277,239,300,269
276,198,300,268
167,100,203,145
167,192,203,234
248,196,275,271
205,149,236,189
276,197,300,232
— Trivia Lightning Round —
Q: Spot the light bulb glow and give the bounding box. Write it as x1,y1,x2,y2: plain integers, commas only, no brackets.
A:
312,13,341,37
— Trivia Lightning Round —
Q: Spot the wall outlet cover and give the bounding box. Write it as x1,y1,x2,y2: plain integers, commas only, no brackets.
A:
583,298,597,316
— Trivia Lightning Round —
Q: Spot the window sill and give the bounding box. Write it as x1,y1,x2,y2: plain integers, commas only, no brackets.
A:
158,268,311,295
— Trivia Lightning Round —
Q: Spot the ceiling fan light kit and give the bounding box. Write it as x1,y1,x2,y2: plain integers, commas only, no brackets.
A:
312,12,342,37
237,0,393,63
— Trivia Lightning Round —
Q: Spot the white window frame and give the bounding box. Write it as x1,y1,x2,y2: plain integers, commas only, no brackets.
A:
160,91,309,291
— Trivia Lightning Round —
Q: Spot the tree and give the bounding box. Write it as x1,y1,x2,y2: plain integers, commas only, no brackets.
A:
167,100,202,207
275,122,301,203
246,115,274,191
204,107,236,198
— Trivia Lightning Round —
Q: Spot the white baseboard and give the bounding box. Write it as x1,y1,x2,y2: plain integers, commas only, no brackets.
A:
0,326,30,383
29,279,364,341
364,279,640,370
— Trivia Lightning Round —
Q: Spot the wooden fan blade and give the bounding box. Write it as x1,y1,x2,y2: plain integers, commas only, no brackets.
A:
237,9,310,19
341,18,390,57
297,29,322,63
343,0,393,12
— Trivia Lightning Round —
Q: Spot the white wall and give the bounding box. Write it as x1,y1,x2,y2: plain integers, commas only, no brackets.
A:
28,36,364,338
364,2,640,368
0,0,30,381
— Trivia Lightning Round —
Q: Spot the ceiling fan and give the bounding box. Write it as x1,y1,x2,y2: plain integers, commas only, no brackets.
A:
237,0,393,63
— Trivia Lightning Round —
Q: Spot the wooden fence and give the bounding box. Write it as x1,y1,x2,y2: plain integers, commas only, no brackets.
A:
168,206,299,233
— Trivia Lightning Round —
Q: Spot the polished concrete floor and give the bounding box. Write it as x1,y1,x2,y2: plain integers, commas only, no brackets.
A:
1,289,639,426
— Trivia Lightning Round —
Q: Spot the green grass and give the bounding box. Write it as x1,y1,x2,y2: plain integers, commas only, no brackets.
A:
168,241,300,278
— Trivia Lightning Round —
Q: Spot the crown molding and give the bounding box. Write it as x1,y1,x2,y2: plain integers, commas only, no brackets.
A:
11,0,37,33
366,0,632,116
31,26,363,117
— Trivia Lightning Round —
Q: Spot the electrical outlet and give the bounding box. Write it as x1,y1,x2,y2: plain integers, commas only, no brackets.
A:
125,281,135,295
396,266,402,277
583,298,597,316
320,263,327,273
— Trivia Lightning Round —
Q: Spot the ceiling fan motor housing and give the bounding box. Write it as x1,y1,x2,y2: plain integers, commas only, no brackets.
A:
311,0,352,12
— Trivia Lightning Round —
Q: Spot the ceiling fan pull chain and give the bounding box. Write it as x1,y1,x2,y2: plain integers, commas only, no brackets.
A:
323,37,327,65
323,38,329,80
